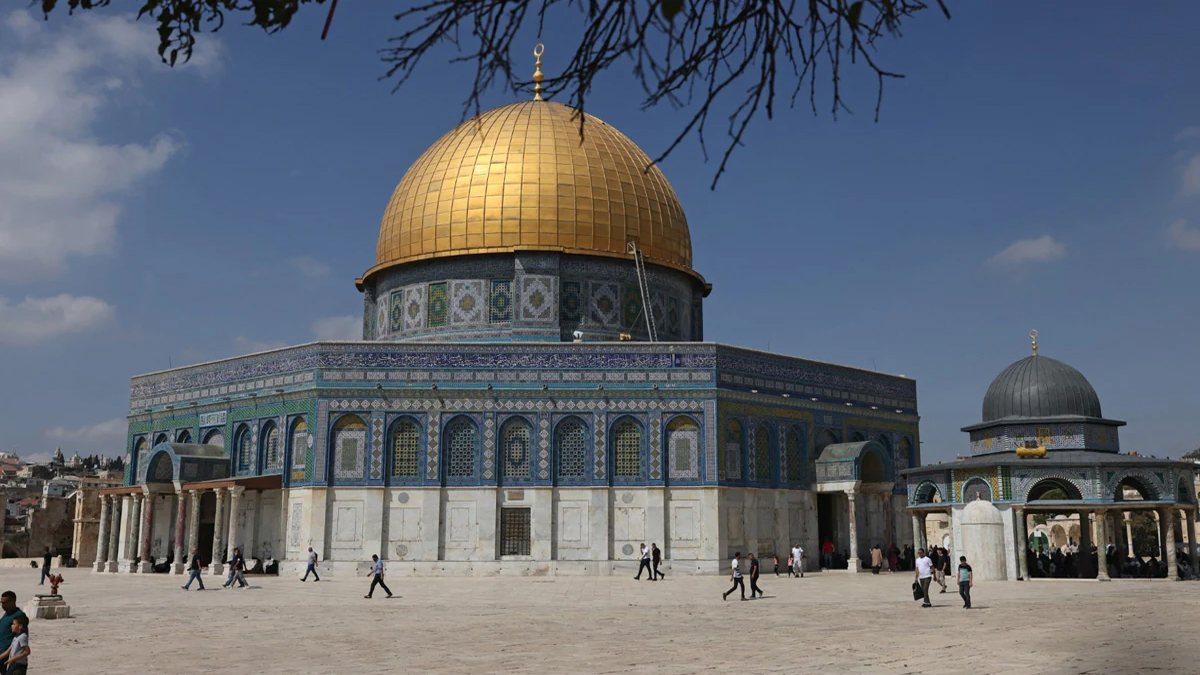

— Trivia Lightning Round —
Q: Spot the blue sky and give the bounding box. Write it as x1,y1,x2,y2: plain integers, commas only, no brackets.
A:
2,3,1200,464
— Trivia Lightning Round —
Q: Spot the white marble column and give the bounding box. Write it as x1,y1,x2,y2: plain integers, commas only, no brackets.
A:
1095,508,1109,581
1124,511,1135,557
209,487,227,576
1077,510,1092,578
845,489,860,572
138,492,155,573
226,486,245,562
1014,507,1028,580
106,497,122,573
172,491,187,574
911,512,926,552
93,495,111,573
186,490,201,566
124,494,143,573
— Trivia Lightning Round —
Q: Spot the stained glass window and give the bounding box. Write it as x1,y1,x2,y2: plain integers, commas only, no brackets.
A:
502,419,531,479
786,429,803,482
391,420,420,478
555,418,587,480
613,420,642,478
446,417,477,479
755,425,771,481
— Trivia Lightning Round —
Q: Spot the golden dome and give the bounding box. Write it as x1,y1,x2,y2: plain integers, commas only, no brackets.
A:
365,100,695,283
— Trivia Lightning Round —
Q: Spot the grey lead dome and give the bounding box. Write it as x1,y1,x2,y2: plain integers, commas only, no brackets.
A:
981,354,1103,422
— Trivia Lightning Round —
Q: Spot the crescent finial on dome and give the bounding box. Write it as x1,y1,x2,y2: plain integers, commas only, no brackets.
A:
1030,329,1038,356
533,43,545,101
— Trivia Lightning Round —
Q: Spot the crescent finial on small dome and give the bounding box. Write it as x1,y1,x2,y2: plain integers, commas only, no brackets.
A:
533,43,545,101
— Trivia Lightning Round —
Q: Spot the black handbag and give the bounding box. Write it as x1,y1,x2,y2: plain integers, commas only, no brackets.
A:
912,581,923,601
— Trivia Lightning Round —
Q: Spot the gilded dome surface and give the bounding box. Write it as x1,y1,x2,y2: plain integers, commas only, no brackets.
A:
981,355,1103,423
368,100,694,280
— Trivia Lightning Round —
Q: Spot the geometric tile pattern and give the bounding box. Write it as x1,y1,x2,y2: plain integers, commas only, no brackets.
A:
332,415,367,481
555,418,588,481
560,280,582,323
537,415,551,480
621,285,642,331
518,275,555,322
754,424,771,481
588,281,620,327
666,296,680,336
445,416,477,480
427,282,449,328
704,400,718,482
613,419,642,479
648,415,662,480
403,286,425,333
370,415,384,480
482,414,496,481
784,427,804,483
390,419,420,478
593,412,606,480
450,280,485,326
489,280,513,323
501,418,530,479
377,299,389,339
724,418,743,480
425,412,440,480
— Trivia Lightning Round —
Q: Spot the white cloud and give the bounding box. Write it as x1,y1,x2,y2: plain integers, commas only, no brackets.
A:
312,315,362,341
1177,127,1200,141
45,417,127,456
0,10,220,280
986,235,1067,267
290,256,331,278
1181,154,1200,197
233,336,289,354
1167,219,1200,251
0,294,114,344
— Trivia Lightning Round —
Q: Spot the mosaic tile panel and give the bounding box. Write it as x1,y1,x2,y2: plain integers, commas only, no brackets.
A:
332,415,367,481
427,282,449,328
560,280,582,323
377,300,389,339
556,418,588,481
450,280,486,326
390,290,405,334
666,296,680,337
648,415,662,480
289,418,308,481
370,415,384,480
489,280,513,323
704,400,718,482
621,285,643,331
650,291,666,334
785,427,804,482
724,418,743,480
425,412,440,481
754,425,771,481
483,414,496,481
593,412,606,480
403,286,425,333
518,275,556,322
588,281,620,327
315,400,330,481
501,418,530,479
537,415,551,480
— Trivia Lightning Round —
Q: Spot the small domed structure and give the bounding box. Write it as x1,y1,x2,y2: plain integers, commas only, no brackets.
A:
958,499,1007,581
981,355,1102,422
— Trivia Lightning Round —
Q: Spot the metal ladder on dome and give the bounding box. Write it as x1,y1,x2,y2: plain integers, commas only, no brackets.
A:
628,241,658,342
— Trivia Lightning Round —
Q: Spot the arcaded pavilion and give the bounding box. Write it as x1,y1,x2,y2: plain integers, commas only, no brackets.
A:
904,333,1198,581
94,66,920,577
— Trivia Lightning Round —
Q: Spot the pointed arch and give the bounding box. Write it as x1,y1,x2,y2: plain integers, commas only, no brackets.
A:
233,424,253,475
153,432,169,447
202,428,225,449
666,415,700,481
443,415,479,482
331,414,368,482
288,417,309,477
175,429,192,444
388,416,422,480
500,416,533,482
261,420,280,471
554,416,589,484
611,416,644,481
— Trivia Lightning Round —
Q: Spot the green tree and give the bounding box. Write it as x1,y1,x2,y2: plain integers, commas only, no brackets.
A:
38,0,949,187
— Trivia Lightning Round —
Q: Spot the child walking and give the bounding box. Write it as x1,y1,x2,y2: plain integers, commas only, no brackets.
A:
1,614,30,675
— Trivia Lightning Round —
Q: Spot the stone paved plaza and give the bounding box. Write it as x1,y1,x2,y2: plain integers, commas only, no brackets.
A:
21,569,1200,674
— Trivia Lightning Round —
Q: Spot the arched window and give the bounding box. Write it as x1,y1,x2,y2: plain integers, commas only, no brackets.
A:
785,428,803,482
202,429,224,449
613,419,642,479
724,419,743,479
390,419,420,478
234,425,252,473
445,417,478,480
963,479,992,502
175,429,192,444
555,418,588,482
897,437,912,470
131,437,147,480
261,421,280,470
754,425,771,481
153,432,168,447
666,416,700,480
501,418,532,480
289,418,308,474
332,415,368,480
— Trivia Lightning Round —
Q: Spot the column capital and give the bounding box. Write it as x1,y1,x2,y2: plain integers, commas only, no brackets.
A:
230,485,246,497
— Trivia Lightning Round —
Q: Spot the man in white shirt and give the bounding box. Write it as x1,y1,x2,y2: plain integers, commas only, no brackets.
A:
914,548,934,607
722,552,747,601
634,543,653,581
365,554,392,599
301,546,320,582
790,543,804,578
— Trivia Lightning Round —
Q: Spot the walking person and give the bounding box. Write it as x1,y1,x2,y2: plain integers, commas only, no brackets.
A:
748,553,764,598
39,549,51,586
0,614,29,675
365,554,392,599
223,548,247,589
301,546,320,582
0,590,28,673
941,549,953,592
651,543,665,580
791,542,804,578
914,548,934,608
786,553,795,578
870,544,883,575
930,547,947,593
957,555,974,609
181,548,205,591
722,552,747,601
634,543,652,580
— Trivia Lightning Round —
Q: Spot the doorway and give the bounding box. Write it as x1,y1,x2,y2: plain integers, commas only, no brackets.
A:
817,493,841,568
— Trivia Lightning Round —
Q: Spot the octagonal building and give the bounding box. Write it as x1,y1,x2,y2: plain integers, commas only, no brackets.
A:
94,90,920,578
